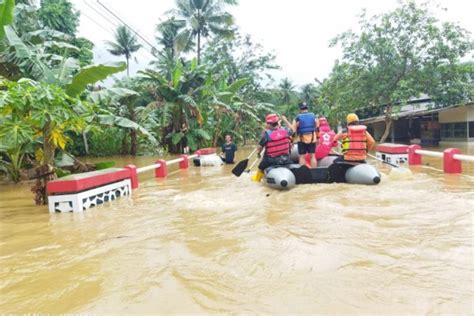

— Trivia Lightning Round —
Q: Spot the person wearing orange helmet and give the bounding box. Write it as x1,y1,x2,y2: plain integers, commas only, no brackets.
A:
251,114,293,182
333,113,375,162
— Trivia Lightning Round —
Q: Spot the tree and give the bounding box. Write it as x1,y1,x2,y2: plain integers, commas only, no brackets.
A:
0,78,88,182
279,78,296,116
140,60,211,153
106,25,142,77
300,83,319,108
171,0,235,64
38,0,79,36
3,23,127,164
324,0,473,142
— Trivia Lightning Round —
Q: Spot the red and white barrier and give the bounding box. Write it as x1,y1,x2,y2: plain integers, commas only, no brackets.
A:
376,144,409,166
407,144,473,174
47,151,204,213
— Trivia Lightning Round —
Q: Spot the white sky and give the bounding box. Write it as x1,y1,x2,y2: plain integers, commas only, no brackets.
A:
74,0,473,89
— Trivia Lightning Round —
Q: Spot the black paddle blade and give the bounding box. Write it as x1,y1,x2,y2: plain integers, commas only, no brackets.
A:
232,159,249,177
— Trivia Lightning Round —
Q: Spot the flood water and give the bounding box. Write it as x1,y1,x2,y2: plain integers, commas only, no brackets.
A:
1,145,473,314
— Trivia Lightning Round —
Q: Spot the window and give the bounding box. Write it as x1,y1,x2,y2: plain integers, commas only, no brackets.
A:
441,122,467,139
469,121,474,138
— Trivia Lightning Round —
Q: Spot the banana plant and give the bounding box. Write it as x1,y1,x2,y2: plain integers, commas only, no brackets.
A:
2,23,127,165
139,59,210,153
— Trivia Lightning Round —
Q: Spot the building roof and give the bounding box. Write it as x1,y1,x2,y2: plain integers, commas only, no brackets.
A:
360,102,474,124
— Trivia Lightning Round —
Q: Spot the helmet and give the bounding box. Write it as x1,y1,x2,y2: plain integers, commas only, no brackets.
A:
298,102,308,110
265,113,279,124
346,113,359,124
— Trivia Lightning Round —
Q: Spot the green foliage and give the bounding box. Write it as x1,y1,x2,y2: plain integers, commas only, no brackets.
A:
38,0,79,36
65,62,127,97
106,25,141,77
0,78,87,178
88,127,125,156
170,0,236,63
71,37,94,67
0,0,15,41
94,161,115,169
321,0,473,141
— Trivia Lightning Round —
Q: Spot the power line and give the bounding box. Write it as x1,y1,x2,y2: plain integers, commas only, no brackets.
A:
83,0,120,30
81,0,155,63
81,9,116,36
95,0,157,47
96,0,159,52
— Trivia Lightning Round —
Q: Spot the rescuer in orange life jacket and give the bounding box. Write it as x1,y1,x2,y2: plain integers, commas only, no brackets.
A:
333,113,376,162
251,114,293,182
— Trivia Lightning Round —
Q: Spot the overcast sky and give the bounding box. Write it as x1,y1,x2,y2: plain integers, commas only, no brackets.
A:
74,0,473,89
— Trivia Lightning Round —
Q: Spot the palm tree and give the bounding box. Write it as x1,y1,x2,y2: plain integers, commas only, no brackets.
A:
156,17,190,58
300,83,318,107
172,0,235,64
279,78,295,115
106,25,141,77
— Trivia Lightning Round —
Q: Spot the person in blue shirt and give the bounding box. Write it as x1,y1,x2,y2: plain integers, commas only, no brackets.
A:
221,134,237,164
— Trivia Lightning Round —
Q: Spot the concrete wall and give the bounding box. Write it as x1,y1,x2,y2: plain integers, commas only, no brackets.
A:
439,107,468,123
439,105,473,142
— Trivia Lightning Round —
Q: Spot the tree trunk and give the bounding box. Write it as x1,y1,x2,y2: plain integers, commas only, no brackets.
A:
197,31,201,65
126,56,130,77
130,129,137,156
82,131,89,155
43,120,55,165
129,103,137,155
121,133,129,154
379,104,393,143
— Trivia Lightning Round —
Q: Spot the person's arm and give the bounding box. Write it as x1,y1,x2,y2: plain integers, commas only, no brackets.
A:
333,132,343,143
366,131,376,151
257,133,267,157
281,115,292,128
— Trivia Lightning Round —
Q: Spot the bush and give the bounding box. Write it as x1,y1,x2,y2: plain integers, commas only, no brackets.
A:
88,127,126,156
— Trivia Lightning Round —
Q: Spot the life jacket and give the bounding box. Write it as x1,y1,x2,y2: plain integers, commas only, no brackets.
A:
296,112,316,135
265,128,291,157
341,125,368,161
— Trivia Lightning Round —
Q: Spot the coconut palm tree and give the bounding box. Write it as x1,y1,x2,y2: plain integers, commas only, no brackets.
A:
106,25,141,77
279,78,295,115
172,0,235,64
300,83,319,107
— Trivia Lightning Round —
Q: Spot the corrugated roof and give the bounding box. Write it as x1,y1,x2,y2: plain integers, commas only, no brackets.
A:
360,102,473,124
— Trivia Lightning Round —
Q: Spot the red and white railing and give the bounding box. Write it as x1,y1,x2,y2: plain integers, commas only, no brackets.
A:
407,145,474,173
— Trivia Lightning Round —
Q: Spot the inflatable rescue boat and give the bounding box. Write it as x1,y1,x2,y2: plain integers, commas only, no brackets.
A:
263,153,381,190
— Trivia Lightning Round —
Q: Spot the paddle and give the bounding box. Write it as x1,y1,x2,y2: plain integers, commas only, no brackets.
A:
244,152,262,173
232,147,258,176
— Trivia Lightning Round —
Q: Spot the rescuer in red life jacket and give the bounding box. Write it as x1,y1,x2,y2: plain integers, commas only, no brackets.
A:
333,113,376,162
251,114,293,182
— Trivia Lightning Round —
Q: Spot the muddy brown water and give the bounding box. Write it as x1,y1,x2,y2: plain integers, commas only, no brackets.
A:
1,145,473,314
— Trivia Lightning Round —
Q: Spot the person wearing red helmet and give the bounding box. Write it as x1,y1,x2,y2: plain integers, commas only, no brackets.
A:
251,114,293,182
